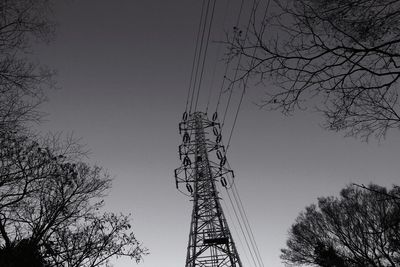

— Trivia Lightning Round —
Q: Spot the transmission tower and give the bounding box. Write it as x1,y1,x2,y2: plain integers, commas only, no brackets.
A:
175,111,243,267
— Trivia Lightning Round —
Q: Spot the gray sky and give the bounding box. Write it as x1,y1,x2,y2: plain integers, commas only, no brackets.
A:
34,1,400,266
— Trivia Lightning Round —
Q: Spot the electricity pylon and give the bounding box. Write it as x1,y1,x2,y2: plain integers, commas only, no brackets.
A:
174,111,243,267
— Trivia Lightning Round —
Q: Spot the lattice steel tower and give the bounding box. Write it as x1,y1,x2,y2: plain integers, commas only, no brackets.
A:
174,111,243,267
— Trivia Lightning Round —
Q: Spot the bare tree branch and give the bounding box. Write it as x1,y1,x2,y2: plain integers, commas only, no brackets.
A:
227,0,400,140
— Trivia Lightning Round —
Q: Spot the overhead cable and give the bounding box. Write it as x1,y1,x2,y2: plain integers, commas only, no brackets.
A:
190,0,211,111
185,0,207,113
215,0,245,117
189,0,211,113
194,0,217,112
206,0,232,114
225,0,271,155
232,182,265,267
226,188,260,267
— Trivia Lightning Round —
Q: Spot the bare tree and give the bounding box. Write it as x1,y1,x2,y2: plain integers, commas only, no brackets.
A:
281,184,400,267
0,1,146,266
0,0,56,132
228,0,400,140
47,213,143,267
0,133,146,266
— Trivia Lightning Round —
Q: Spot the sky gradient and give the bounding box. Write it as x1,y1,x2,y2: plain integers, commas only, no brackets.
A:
33,1,400,266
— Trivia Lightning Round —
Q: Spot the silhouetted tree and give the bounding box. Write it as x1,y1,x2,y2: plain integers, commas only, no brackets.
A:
281,184,400,266
228,0,400,140
0,132,146,266
0,1,146,265
0,0,56,133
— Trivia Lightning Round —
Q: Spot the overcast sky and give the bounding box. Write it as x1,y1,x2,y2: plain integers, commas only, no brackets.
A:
34,1,400,266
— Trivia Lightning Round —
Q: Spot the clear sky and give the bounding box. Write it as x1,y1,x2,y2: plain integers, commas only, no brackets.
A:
34,1,400,267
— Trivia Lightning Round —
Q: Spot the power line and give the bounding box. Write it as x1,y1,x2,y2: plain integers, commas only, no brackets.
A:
189,0,211,113
231,181,264,267
221,197,253,267
215,0,245,115
185,0,207,113
222,158,264,267
225,0,271,155
194,0,217,112
226,188,259,267
221,0,256,128
223,3,273,266
206,0,231,114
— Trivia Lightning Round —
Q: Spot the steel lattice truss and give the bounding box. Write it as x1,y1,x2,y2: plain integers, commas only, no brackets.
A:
174,112,242,267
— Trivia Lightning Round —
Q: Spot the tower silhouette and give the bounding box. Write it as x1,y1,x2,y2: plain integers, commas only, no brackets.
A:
175,111,243,267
